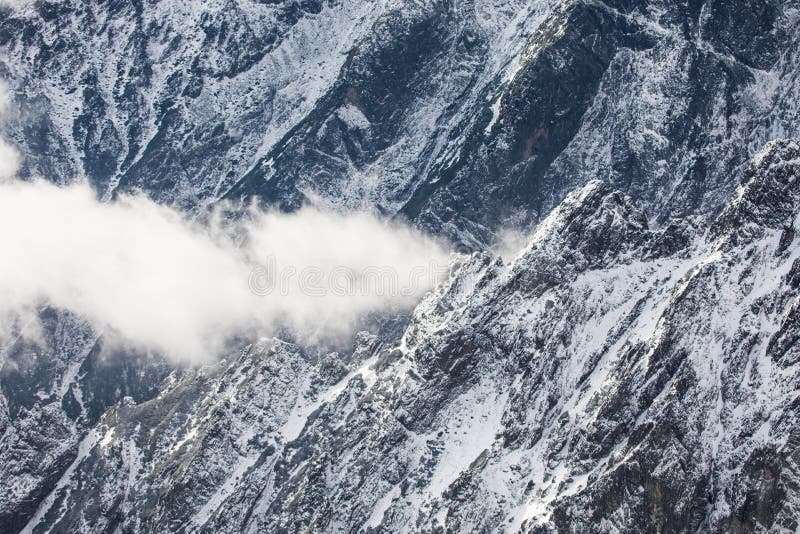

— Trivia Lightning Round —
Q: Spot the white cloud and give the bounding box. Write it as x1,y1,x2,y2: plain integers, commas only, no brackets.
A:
0,81,20,181
492,227,530,262
0,141,20,182
0,180,451,363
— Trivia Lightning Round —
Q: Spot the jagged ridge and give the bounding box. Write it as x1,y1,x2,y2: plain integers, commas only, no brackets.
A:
12,141,800,533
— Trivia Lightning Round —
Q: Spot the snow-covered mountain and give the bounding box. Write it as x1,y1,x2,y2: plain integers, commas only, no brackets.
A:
2,0,798,244
9,140,800,533
1,1,799,532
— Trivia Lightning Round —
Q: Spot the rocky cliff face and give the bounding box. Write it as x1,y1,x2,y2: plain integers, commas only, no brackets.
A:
1,1,799,532
0,310,172,533
10,141,800,533
2,1,799,244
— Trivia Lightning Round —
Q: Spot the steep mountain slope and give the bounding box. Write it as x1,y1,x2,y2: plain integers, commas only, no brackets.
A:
1,1,799,531
0,0,394,205
15,140,800,533
1,1,798,245
0,310,172,533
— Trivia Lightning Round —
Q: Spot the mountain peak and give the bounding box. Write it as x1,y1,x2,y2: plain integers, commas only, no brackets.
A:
712,139,800,242
515,179,650,269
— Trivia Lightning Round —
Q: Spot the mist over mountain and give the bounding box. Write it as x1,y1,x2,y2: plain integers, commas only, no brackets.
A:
0,179,450,362
0,1,799,532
